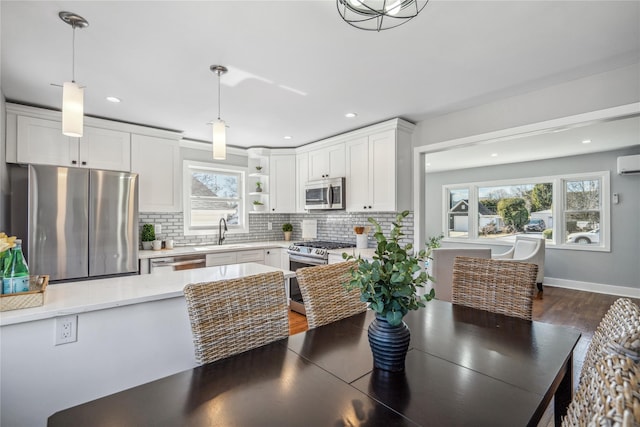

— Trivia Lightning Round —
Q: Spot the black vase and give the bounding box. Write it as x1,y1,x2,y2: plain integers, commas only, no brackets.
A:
368,314,410,372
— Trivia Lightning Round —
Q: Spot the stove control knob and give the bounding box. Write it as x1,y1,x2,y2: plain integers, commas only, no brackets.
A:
316,249,325,256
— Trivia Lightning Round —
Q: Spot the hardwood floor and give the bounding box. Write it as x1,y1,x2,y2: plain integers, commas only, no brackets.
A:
288,286,640,388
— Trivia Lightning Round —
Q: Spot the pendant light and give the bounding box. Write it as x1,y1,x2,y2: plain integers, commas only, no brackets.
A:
210,65,228,160
336,0,429,31
59,11,89,138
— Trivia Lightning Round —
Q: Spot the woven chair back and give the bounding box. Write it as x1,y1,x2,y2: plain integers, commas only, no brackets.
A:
183,271,289,365
451,256,537,321
562,353,640,427
580,298,640,380
295,261,366,329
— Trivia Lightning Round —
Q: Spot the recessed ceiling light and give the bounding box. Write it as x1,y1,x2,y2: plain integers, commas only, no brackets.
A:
582,139,592,144
284,136,292,140
106,96,121,103
490,153,498,157
345,112,357,118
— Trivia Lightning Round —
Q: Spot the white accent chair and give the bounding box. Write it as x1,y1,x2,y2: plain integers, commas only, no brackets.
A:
492,235,545,295
427,248,492,302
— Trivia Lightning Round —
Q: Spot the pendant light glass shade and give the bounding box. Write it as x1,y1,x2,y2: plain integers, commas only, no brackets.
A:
212,119,227,160
62,81,84,137
336,0,429,31
210,65,228,160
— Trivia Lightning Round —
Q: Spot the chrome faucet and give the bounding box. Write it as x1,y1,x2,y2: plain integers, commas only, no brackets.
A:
218,218,228,245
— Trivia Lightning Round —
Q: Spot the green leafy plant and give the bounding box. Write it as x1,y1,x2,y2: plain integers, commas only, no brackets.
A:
427,233,444,249
141,224,155,242
252,200,264,205
282,223,293,232
255,166,263,172
344,210,435,326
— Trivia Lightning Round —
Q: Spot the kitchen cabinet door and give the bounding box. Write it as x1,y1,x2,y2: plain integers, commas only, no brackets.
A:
206,252,238,267
236,249,265,264
296,152,309,212
131,134,181,212
269,154,296,213
307,143,345,180
346,129,398,212
16,116,131,171
16,116,78,166
264,248,284,268
80,127,131,171
345,136,371,211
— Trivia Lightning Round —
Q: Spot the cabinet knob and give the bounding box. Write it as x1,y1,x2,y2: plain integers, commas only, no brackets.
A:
71,160,77,165
81,161,87,166
272,208,275,212
368,206,372,209
363,206,367,209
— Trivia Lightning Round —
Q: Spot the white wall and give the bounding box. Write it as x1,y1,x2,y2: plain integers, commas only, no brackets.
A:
412,63,640,149
0,297,197,427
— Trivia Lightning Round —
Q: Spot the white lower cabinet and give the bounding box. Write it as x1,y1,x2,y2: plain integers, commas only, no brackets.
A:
236,249,265,264
205,252,237,267
264,248,289,270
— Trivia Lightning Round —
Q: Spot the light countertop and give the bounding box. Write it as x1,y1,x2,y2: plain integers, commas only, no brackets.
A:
139,240,292,259
0,263,295,326
328,247,377,260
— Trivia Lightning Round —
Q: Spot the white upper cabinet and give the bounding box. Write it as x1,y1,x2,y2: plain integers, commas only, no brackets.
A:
15,116,130,171
346,121,413,212
296,152,309,212
308,143,345,180
80,126,131,171
131,134,181,212
269,154,296,213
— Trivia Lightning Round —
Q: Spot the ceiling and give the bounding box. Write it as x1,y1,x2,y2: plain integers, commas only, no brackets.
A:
1,1,639,151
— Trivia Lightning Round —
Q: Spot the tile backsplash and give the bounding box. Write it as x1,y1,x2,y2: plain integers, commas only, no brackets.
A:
138,211,414,248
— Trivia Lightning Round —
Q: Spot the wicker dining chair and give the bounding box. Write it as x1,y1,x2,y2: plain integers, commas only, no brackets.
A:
580,298,640,380
562,353,640,427
183,271,289,365
451,256,538,321
295,261,367,329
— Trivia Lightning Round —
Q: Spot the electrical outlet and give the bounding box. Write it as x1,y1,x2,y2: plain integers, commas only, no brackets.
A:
55,315,78,345
154,224,162,235
268,222,273,231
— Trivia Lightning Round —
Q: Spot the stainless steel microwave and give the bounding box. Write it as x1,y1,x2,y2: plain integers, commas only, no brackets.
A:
304,177,345,210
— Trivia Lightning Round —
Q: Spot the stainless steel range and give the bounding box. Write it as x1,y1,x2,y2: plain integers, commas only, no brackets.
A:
287,241,355,315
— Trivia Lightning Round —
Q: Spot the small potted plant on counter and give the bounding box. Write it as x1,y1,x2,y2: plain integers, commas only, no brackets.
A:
252,200,266,212
141,224,155,250
282,223,293,241
344,210,435,372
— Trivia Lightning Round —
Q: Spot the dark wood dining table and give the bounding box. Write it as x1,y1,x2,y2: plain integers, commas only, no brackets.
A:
48,300,581,427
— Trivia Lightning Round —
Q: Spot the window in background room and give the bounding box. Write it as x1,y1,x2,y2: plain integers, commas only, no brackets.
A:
446,188,470,238
442,172,609,251
564,178,601,246
183,160,247,235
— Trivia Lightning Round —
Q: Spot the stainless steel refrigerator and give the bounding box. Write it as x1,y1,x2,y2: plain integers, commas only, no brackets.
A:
9,164,139,281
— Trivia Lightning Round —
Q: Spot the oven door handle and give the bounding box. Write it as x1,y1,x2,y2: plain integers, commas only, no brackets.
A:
288,254,327,266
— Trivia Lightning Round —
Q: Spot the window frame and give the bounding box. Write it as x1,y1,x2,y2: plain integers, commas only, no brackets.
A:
182,160,248,236
441,171,610,252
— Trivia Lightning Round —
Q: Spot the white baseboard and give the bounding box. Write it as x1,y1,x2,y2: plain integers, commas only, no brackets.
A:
544,277,640,299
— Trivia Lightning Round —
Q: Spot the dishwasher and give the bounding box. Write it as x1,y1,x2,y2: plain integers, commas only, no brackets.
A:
149,254,206,273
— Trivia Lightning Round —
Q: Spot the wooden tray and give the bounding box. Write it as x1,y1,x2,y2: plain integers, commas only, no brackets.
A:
0,275,49,312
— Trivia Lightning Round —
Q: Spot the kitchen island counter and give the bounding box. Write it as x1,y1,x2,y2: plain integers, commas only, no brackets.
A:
0,263,295,326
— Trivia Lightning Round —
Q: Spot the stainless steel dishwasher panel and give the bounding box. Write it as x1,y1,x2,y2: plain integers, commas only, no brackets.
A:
149,255,206,273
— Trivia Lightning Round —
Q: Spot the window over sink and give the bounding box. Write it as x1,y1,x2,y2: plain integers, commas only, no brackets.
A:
183,160,247,235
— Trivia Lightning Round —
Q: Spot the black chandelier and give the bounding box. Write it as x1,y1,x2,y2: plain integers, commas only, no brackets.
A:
337,0,429,31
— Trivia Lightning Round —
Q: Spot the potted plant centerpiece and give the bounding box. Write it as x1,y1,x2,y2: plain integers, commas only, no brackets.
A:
344,210,435,372
282,223,293,241
141,224,155,250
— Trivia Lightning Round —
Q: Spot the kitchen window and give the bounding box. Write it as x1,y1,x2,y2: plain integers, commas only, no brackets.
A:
183,160,247,235
442,171,610,251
